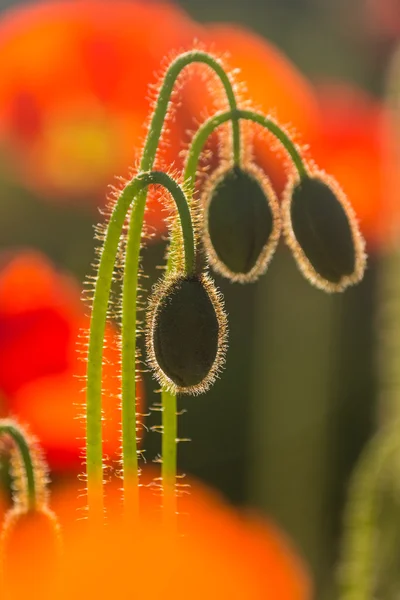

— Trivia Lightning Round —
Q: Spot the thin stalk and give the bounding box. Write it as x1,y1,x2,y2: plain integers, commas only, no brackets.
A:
184,109,308,194
0,420,37,511
161,391,178,527
141,50,240,169
158,107,307,531
122,50,240,521
86,172,194,521
121,175,194,518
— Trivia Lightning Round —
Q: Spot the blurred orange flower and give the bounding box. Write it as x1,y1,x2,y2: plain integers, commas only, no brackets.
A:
1,476,312,600
0,0,390,248
0,1,320,232
312,82,387,248
0,0,200,231
0,251,142,470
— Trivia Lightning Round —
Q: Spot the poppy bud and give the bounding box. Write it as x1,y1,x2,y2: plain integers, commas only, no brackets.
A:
282,171,366,292
202,163,281,283
146,272,228,395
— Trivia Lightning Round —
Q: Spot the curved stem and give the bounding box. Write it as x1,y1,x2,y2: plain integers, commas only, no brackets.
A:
158,107,307,531
0,420,37,511
86,172,194,520
142,50,240,170
88,51,240,522
121,174,194,518
121,50,240,518
184,109,308,195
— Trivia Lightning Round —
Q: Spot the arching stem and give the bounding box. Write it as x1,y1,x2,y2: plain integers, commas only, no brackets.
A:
86,172,195,521
122,51,240,522
87,50,241,522
184,108,308,195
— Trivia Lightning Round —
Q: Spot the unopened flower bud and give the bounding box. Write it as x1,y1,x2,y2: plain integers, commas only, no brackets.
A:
282,171,366,292
146,272,228,395
202,163,281,283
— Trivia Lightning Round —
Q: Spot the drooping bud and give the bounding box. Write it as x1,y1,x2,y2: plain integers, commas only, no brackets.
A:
282,171,366,292
146,272,228,395
202,163,281,283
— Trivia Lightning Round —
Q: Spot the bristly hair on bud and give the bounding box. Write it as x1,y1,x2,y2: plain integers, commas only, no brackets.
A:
201,161,281,283
145,271,228,395
282,169,367,292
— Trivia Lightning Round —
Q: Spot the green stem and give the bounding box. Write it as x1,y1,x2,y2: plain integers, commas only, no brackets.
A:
161,391,178,526
121,174,194,518
157,107,306,529
184,109,308,195
142,50,240,170
120,50,240,519
86,171,194,520
0,420,36,511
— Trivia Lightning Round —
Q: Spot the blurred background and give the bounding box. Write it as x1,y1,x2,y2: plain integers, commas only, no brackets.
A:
0,0,399,598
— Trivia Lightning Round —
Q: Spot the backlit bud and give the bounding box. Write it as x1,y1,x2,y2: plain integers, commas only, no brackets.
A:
282,171,366,292
146,272,228,395
202,163,281,283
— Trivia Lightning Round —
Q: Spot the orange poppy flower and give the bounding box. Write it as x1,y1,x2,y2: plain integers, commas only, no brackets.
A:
0,0,200,232
0,1,321,232
1,475,312,600
0,251,143,470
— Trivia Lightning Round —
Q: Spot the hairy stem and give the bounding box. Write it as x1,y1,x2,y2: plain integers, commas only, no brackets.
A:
142,50,240,169
184,109,308,193
158,107,307,530
124,50,240,521
86,172,194,520
161,391,178,527
87,51,240,521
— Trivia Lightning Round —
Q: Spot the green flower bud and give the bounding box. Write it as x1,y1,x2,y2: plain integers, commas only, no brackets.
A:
282,171,366,292
146,272,228,395
202,163,281,283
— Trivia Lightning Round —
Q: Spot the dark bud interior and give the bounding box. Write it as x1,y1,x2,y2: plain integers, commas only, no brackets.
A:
152,276,219,389
290,177,356,283
207,166,274,274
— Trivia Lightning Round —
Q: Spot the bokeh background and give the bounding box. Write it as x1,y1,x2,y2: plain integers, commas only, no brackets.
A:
0,0,399,598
